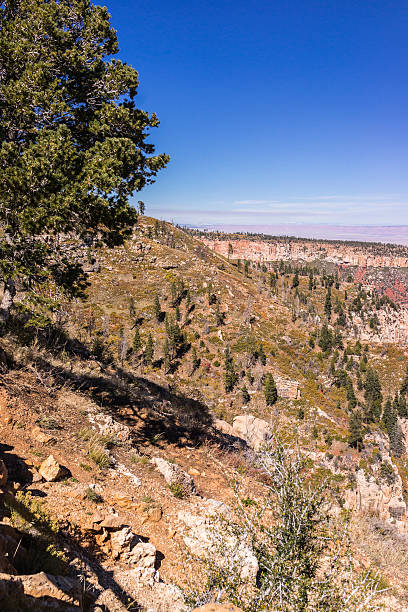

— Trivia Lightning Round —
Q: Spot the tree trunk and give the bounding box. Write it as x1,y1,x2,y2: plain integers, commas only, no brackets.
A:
0,278,16,324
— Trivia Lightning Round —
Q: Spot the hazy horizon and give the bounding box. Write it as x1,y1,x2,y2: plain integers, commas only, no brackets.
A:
188,223,408,246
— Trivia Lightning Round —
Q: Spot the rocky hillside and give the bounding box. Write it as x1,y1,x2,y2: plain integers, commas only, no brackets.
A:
1,217,408,610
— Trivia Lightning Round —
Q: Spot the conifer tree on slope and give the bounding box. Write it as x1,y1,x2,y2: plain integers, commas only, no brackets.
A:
0,0,169,323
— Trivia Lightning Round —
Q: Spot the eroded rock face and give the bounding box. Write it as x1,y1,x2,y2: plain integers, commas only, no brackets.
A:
38,455,65,482
151,457,196,494
274,374,300,399
231,415,272,451
344,460,407,533
201,238,408,271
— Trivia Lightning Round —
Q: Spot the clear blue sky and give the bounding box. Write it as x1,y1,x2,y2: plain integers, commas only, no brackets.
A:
109,0,408,227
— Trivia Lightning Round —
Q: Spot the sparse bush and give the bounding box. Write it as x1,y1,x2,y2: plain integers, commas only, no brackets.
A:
85,487,103,503
88,442,111,469
5,491,68,575
185,440,384,611
169,482,187,498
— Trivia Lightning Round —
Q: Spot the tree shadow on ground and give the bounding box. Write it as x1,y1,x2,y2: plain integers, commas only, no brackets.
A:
10,351,240,451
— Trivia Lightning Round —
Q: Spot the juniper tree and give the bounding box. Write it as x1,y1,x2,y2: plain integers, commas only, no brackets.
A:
241,385,250,404
0,0,169,323
224,347,238,393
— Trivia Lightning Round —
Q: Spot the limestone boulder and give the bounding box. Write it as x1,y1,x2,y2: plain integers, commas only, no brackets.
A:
178,503,258,582
151,457,196,495
38,455,66,482
109,527,159,585
231,415,272,451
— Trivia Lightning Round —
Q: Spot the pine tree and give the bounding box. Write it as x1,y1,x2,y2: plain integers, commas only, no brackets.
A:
348,411,363,450
399,393,407,418
324,288,332,320
132,328,141,353
390,422,405,458
382,397,397,438
364,367,383,421
292,270,299,288
154,295,162,321
308,272,314,291
346,381,357,410
258,343,267,366
144,333,154,365
318,324,332,353
264,373,278,406
191,347,200,373
215,301,225,326
175,304,181,322
163,337,170,372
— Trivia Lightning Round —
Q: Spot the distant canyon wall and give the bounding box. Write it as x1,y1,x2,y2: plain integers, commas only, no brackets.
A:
200,238,408,270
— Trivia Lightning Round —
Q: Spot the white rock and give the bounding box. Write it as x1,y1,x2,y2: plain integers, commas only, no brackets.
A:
151,457,196,494
232,415,272,451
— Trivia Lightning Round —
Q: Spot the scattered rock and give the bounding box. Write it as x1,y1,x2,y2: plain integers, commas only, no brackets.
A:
38,455,66,482
31,426,55,445
99,515,126,530
111,491,138,511
88,412,131,444
151,457,196,495
110,527,135,560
